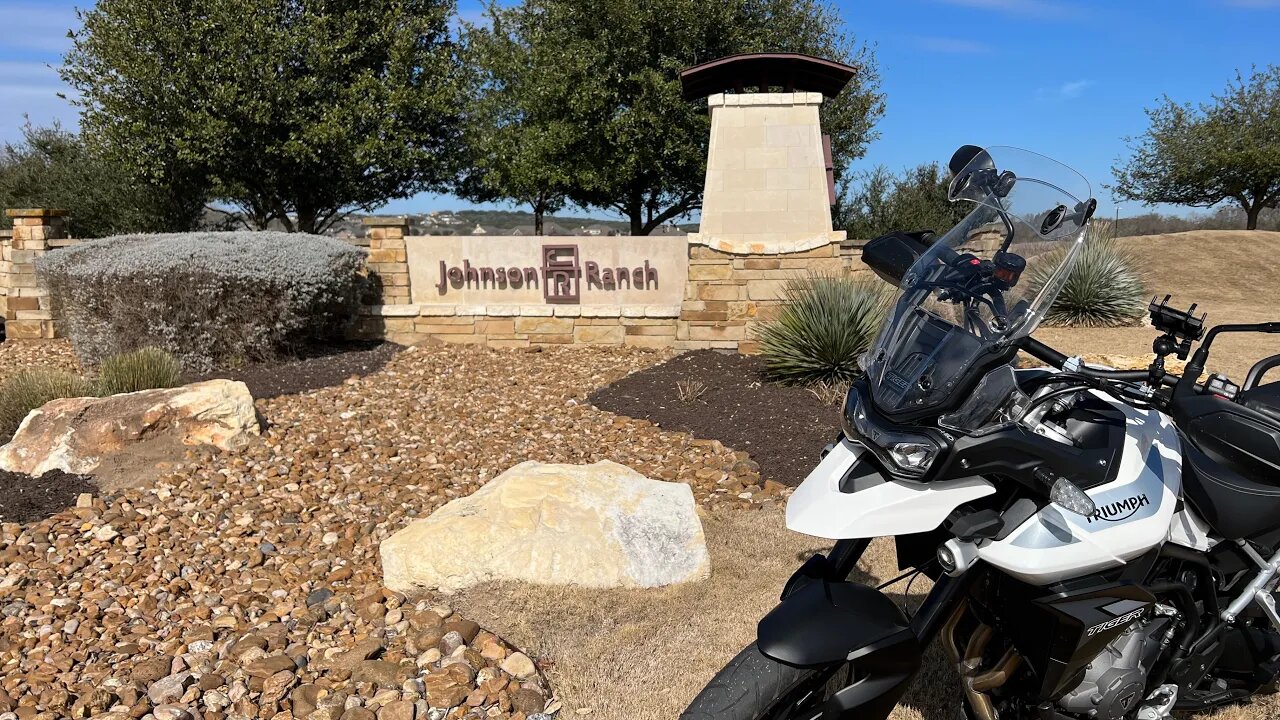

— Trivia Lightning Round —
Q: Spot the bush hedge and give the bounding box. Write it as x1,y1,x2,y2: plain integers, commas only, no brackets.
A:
37,231,366,372
756,274,894,385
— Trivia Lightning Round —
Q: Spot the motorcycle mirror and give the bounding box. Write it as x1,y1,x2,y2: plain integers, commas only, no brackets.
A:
948,145,986,177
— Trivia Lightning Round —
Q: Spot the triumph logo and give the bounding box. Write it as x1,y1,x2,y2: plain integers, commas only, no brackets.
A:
1086,494,1150,524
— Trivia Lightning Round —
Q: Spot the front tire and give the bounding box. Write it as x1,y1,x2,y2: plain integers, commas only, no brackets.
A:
682,643,851,720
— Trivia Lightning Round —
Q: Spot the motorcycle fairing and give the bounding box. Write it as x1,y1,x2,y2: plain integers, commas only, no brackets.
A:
977,397,1183,585
786,438,997,540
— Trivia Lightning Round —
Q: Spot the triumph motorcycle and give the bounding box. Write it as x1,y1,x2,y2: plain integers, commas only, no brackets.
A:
682,145,1280,720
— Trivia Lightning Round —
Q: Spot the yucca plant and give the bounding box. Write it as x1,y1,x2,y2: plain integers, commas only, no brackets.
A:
756,274,894,385
0,369,94,440
1030,224,1148,328
95,347,183,396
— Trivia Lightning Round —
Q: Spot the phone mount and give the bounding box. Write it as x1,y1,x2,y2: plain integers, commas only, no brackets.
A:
1148,296,1207,385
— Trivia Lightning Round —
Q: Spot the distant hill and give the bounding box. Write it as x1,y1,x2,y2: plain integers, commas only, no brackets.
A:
201,208,697,237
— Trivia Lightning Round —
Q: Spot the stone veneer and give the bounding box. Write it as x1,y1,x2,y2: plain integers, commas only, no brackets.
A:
688,92,846,255
355,216,861,352
679,240,853,352
1,209,69,339
363,217,411,305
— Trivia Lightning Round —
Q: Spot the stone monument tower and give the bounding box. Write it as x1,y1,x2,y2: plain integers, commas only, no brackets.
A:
680,53,857,254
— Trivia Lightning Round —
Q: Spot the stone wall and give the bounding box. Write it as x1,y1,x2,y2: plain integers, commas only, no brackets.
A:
1,209,72,339
355,217,862,352
680,240,851,352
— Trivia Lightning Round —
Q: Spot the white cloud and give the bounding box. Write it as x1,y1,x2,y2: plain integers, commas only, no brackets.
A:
1057,79,1092,98
1036,79,1092,102
0,3,79,55
910,35,993,54
937,0,1074,18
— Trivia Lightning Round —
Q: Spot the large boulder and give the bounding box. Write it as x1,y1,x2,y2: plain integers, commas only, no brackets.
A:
381,460,710,594
0,379,259,477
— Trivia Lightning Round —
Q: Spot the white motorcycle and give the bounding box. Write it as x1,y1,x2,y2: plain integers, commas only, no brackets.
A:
682,146,1280,720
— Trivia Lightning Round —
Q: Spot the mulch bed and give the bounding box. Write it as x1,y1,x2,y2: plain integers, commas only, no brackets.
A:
0,469,97,523
589,350,841,487
187,341,401,399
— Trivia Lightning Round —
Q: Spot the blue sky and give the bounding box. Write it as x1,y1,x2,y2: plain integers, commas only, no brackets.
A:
0,0,1277,220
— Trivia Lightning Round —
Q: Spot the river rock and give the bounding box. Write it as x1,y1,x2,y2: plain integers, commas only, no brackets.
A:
0,379,259,476
380,460,710,593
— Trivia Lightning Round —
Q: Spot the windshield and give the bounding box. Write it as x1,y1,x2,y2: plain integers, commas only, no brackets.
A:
863,146,1093,417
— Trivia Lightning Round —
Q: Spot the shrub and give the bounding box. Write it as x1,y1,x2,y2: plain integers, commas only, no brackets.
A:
1031,223,1148,328
756,274,894,385
95,347,182,395
0,369,94,439
840,163,969,241
36,231,366,372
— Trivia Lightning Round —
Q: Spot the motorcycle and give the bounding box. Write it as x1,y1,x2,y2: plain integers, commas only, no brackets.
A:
682,145,1280,720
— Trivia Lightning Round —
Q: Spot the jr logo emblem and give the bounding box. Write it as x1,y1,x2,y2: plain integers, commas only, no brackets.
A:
1086,494,1150,524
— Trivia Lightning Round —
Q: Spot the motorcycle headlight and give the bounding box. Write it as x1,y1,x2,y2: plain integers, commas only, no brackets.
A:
889,442,938,473
842,390,940,477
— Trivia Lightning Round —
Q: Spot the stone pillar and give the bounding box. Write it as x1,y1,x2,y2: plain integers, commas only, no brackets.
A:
362,217,412,306
688,92,846,255
3,209,67,339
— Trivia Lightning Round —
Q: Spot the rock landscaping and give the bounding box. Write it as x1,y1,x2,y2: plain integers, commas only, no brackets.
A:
0,379,259,481
0,341,773,720
381,460,710,594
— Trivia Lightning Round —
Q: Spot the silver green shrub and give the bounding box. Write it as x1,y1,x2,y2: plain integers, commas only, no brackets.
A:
36,231,366,372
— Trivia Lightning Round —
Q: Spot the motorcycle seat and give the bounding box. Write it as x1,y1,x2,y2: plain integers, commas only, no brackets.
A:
1239,382,1280,423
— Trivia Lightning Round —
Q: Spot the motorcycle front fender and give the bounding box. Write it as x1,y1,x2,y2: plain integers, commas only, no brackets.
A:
757,579,922,719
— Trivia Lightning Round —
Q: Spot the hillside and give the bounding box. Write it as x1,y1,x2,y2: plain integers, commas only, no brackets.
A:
1036,230,1280,379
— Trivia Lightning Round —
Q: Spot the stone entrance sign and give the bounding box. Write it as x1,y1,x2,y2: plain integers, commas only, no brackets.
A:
681,53,856,255
405,235,688,309
348,52,869,350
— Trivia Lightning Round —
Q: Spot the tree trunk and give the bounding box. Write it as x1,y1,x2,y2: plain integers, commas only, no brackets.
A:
1247,204,1262,231
532,196,547,235
296,205,318,235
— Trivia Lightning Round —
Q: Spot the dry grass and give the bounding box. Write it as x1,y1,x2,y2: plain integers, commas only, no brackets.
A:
677,378,709,402
451,506,963,720
450,502,1280,720
1038,230,1280,380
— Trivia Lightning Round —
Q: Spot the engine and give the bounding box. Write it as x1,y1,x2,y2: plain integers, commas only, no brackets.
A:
1056,611,1175,720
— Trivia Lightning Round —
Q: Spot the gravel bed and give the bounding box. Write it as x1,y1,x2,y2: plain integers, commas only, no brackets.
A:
0,340,81,382
590,351,841,487
0,344,773,720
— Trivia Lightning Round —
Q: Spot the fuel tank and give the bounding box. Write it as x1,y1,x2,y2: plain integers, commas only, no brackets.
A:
977,394,1183,585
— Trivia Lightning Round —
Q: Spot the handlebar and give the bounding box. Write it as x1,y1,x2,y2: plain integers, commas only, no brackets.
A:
1018,337,1163,384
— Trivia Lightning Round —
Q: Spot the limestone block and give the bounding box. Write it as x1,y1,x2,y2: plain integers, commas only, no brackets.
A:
380,460,710,594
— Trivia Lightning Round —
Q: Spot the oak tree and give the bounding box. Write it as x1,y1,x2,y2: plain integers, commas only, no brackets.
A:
1114,65,1280,230
465,0,884,235
62,0,467,234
